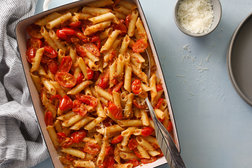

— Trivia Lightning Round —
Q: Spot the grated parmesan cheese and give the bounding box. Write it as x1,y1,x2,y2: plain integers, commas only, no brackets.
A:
177,0,214,34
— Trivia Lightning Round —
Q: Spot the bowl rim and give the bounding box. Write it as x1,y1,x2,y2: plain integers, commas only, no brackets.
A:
174,0,222,37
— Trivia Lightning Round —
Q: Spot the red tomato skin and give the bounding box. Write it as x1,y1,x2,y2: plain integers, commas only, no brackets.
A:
87,68,94,80
59,56,72,72
69,21,81,28
83,142,100,155
112,81,123,92
44,46,57,58
76,45,87,57
72,100,88,116
132,39,148,53
111,135,123,144
126,159,140,167
97,72,109,89
70,130,86,143
27,24,43,39
91,36,101,49
133,99,146,109
141,127,154,137
26,47,36,63
156,84,163,92
141,157,157,164
128,138,138,150
113,19,127,34
48,61,58,74
27,38,42,49
83,43,100,57
76,72,84,84
131,79,142,94
57,28,76,40
108,101,123,120
59,95,73,111
45,111,53,126
55,72,77,88
105,146,114,156
167,120,173,133
155,98,164,109
77,94,98,107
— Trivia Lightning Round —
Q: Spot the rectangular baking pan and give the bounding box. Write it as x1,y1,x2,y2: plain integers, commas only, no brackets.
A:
16,0,181,167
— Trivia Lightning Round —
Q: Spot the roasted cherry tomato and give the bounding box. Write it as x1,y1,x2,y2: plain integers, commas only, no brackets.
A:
91,35,101,49
131,79,142,94
55,72,76,88
133,99,146,109
69,21,81,28
59,56,72,72
73,100,88,116
76,94,98,108
44,46,58,58
156,84,163,92
60,137,73,147
70,130,86,143
83,142,100,155
57,132,67,143
26,47,36,63
108,101,122,120
126,159,140,167
48,61,58,74
56,28,76,40
44,111,53,126
111,135,123,144
155,98,164,109
59,95,73,111
83,43,100,57
141,157,157,164
167,120,173,133
27,24,43,39
87,67,94,80
27,38,42,49
132,39,148,53
113,19,127,34
97,71,109,89
76,72,84,84
141,127,154,136
112,81,123,92
76,45,87,57
128,138,138,150
76,31,90,43
105,146,114,156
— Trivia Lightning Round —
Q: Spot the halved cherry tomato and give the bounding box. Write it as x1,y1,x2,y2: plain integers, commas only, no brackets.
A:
57,132,67,143
48,61,58,74
73,100,88,116
59,95,73,111
56,28,76,40
26,48,36,63
133,99,146,109
156,84,163,92
105,146,114,156
108,101,122,120
83,142,100,155
141,157,157,164
55,72,76,88
70,130,86,143
111,135,123,144
76,72,84,84
141,127,154,136
44,46,58,58
126,159,140,167
131,79,142,94
132,39,148,53
167,120,173,133
113,19,127,34
91,35,101,49
87,67,94,80
112,81,123,92
59,56,72,72
76,94,98,108
27,24,43,39
125,14,131,27
128,138,138,150
27,38,42,49
45,111,53,126
155,98,164,109
97,71,109,89
69,21,81,28
83,43,100,57
76,45,87,57
60,137,73,147
76,31,90,43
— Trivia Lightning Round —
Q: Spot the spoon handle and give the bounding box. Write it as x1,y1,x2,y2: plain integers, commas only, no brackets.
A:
145,98,186,168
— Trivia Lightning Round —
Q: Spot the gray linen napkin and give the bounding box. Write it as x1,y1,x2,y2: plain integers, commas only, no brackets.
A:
0,0,49,167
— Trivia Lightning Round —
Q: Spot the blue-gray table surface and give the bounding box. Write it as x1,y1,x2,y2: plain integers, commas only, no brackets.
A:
33,0,252,168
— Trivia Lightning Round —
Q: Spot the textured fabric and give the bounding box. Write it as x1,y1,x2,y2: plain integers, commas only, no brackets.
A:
0,0,49,168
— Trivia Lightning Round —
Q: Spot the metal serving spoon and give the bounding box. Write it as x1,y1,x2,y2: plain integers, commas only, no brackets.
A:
143,50,186,168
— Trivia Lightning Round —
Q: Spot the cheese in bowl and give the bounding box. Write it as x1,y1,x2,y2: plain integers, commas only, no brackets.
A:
25,0,174,167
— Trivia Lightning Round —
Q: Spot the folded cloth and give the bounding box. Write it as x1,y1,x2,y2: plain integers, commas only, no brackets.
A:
0,0,49,168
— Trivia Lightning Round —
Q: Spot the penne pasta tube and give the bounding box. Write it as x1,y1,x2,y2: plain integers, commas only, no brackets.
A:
87,0,113,7
35,12,61,26
114,6,131,15
119,35,130,55
30,48,44,72
113,91,121,108
100,27,113,40
132,64,148,83
74,13,92,20
117,120,142,127
121,127,136,136
54,120,62,133
50,81,66,96
46,125,59,148
116,54,125,77
114,145,121,163
67,81,93,95
109,60,117,87
96,139,108,165
82,7,112,15
124,64,132,92
95,86,113,101
73,160,95,168
97,125,123,137
42,79,56,95
30,73,41,92
150,74,157,102
121,135,130,146
137,145,150,159
124,93,134,118
61,148,85,159
115,163,134,168
62,114,84,127
41,27,58,51
70,117,94,130
117,143,131,152
127,10,138,37
46,12,72,29
84,116,105,130
154,109,165,120
89,12,116,24
84,21,111,36
113,11,126,19
101,29,121,53
48,30,66,51
78,57,88,79
96,99,106,117
136,17,147,40
140,109,150,126
118,0,137,10
119,152,138,160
